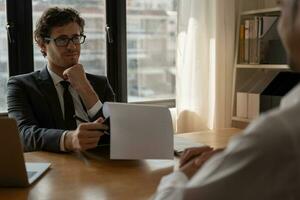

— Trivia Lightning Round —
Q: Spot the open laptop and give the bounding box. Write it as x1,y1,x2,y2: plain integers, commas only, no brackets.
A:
102,102,204,160
0,118,50,187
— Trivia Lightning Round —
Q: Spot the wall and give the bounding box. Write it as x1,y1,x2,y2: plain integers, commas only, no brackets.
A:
262,0,280,8
239,0,279,11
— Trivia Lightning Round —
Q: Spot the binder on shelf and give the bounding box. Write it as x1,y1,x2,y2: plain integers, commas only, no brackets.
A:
244,20,250,63
249,17,259,64
247,71,278,119
260,72,300,113
265,39,287,64
259,16,287,64
258,16,278,64
237,92,248,118
259,16,278,38
236,71,263,118
238,24,245,63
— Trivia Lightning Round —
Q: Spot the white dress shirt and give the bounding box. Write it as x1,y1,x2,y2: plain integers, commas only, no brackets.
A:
154,83,300,200
47,66,102,151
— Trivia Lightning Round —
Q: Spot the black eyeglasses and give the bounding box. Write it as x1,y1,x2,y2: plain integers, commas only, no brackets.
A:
44,34,86,47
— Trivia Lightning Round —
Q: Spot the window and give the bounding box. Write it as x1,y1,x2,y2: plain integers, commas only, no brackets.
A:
0,1,8,113
32,0,107,76
127,0,178,102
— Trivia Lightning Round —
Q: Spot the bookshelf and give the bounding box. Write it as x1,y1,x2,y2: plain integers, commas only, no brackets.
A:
232,7,288,128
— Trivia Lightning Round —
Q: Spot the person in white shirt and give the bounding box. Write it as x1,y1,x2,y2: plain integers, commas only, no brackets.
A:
153,0,300,199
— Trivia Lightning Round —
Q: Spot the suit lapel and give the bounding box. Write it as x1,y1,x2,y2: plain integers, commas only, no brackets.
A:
37,67,65,129
86,74,102,102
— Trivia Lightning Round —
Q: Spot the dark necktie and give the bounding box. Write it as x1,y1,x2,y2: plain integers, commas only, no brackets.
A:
60,81,77,130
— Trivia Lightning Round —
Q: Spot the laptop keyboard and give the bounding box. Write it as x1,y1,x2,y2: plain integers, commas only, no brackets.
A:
27,171,37,178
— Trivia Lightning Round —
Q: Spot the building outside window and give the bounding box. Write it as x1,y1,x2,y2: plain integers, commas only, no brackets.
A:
127,0,178,102
0,1,8,113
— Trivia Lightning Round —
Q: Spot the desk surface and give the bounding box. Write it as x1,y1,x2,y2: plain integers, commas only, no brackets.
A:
0,128,241,200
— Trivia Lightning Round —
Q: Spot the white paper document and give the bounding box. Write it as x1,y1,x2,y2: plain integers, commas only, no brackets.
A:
105,102,174,160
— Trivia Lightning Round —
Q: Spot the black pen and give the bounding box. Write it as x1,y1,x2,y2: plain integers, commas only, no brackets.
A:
73,115,110,135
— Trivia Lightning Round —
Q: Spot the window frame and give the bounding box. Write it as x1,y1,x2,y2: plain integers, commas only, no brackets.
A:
7,0,34,76
106,0,128,103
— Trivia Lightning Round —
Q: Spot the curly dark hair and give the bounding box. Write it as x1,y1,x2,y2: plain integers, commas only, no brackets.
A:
34,7,85,56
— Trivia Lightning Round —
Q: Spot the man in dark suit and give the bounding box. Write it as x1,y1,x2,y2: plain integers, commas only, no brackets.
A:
7,7,115,153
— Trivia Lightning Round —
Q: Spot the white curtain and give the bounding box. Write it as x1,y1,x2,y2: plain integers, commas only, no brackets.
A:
176,0,236,133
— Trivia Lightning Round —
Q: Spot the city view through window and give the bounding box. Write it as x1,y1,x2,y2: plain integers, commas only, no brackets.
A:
0,0,7,112
0,0,177,112
127,0,177,101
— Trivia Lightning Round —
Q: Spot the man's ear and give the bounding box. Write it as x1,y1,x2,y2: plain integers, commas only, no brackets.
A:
37,40,47,57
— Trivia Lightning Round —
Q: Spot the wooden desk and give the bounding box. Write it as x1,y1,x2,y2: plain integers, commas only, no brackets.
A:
0,128,241,200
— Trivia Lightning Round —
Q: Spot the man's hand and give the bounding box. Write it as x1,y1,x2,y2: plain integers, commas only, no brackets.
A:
63,64,99,110
62,64,89,90
179,147,224,179
64,122,108,151
180,146,213,167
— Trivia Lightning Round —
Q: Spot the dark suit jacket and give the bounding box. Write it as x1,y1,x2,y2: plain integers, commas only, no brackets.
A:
7,67,115,152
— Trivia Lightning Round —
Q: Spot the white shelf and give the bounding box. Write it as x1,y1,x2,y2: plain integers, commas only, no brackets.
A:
232,7,285,129
232,117,251,123
236,64,289,69
241,7,281,16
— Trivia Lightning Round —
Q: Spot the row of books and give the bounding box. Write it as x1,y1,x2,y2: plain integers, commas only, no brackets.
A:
236,72,300,119
238,15,285,64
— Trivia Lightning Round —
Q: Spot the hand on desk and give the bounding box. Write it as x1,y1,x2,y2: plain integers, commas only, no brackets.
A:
179,147,224,179
65,118,109,151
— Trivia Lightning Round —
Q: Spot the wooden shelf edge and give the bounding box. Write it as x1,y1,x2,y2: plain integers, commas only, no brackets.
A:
232,116,251,123
236,64,289,69
241,7,281,16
